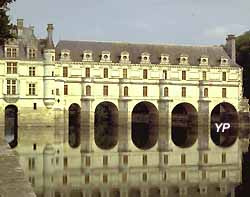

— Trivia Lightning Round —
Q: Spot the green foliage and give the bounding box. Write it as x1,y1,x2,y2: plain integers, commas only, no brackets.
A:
236,31,250,66
0,0,16,45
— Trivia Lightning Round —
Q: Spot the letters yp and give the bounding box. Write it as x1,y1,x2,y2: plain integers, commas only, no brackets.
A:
215,123,230,133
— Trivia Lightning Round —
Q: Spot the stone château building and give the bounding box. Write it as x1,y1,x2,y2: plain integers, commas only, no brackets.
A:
0,19,248,197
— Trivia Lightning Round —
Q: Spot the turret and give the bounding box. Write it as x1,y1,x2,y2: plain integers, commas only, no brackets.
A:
43,24,56,108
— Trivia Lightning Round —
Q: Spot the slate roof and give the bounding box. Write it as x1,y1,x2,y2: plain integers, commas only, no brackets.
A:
56,40,238,67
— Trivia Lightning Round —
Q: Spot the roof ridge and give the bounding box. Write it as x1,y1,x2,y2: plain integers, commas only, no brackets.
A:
57,39,222,48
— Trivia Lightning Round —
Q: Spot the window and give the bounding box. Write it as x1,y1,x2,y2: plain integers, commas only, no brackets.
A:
28,158,35,170
7,62,17,74
181,87,186,97
123,155,128,165
143,155,147,166
181,154,186,164
33,103,37,110
202,71,206,80
103,85,108,96
103,156,108,166
103,174,108,183
64,85,68,95
86,85,91,96
163,172,167,181
122,173,127,183
29,67,35,76
33,144,36,150
63,175,67,185
143,86,147,97
28,176,35,187
222,72,226,81
182,71,186,80
28,49,36,59
202,170,206,180
123,69,127,79
56,88,59,96
222,88,226,98
64,157,68,168
124,86,128,96
222,153,226,163
85,67,90,78
181,171,186,181
86,156,91,166
142,173,147,182
164,87,168,97
203,154,208,164
52,71,54,76
85,174,90,184
28,83,36,95
7,79,17,95
63,67,68,77
221,170,226,179
204,88,208,97
104,68,108,78
163,70,167,80
143,69,148,79
6,48,17,58
164,155,168,165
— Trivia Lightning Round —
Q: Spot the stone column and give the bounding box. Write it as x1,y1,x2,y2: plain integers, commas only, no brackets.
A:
198,100,210,150
81,98,94,153
158,99,173,152
118,99,132,152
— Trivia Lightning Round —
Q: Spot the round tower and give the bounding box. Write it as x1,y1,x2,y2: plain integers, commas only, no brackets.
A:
43,24,56,108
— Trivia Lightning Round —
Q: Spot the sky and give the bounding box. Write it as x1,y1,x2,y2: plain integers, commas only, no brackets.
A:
9,0,250,46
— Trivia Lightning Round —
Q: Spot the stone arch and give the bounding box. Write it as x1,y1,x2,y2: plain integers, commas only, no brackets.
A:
210,102,238,147
171,102,198,148
149,187,160,197
94,101,118,149
110,188,120,197
129,188,141,197
68,103,81,148
91,188,101,197
5,105,18,148
132,101,159,150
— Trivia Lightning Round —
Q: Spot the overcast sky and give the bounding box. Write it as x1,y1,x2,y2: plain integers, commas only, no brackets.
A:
9,0,250,45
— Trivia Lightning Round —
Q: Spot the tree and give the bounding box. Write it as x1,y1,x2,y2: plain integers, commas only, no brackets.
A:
235,31,250,98
0,0,16,45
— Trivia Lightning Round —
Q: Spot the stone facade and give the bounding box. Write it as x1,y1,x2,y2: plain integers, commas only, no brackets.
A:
0,19,247,197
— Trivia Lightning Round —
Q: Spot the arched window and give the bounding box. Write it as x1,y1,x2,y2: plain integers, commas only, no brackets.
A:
164,87,168,97
124,86,128,96
86,85,91,96
204,88,208,97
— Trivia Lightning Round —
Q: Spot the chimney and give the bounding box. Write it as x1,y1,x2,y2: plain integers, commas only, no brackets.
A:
226,34,236,64
17,18,24,29
46,24,54,49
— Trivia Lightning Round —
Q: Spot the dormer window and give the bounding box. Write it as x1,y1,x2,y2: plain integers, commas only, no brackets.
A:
179,54,189,65
141,52,150,64
5,47,18,58
83,50,93,61
28,48,36,59
200,56,208,66
160,54,169,64
101,51,111,62
120,51,130,63
220,57,229,65
60,49,71,61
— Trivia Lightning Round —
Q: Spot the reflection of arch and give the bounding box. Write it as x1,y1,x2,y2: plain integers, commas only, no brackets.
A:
92,188,101,197
110,188,120,197
94,101,118,149
129,188,141,197
5,105,18,148
210,102,238,147
149,187,160,197
132,101,159,150
171,103,198,148
68,103,81,148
